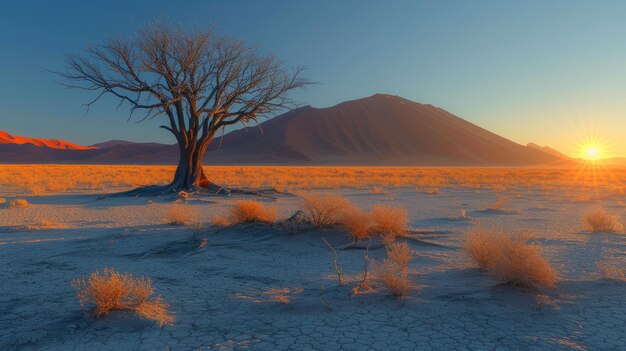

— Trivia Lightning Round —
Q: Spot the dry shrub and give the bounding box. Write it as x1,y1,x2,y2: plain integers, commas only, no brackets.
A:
372,260,414,297
370,205,408,238
368,186,389,195
229,200,277,224
386,242,413,273
486,197,509,211
423,187,439,195
0,197,6,205
301,194,351,228
24,218,66,230
72,268,174,326
584,208,624,232
339,206,371,241
371,240,415,297
9,199,29,208
211,215,231,227
464,229,557,289
164,202,195,226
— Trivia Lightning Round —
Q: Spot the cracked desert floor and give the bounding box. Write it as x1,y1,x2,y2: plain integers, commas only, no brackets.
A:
0,166,624,351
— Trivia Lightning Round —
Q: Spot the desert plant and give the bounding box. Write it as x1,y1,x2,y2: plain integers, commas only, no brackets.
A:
372,260,414,297
339,206,372,241
485,197,509,211
164,202,195,226
211,215,231,227
464,229,558,289
72,268,174,326
322,237,343,286
370,205,408,238
24,218,65,230
229,200,278,224
9,199,29,208
386,242,413,273
301,194,351,228
584,208,624,232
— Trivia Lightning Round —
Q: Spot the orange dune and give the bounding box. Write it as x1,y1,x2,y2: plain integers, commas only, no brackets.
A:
0,130,96,150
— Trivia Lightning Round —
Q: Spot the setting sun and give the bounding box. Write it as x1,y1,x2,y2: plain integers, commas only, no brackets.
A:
583,145,601,160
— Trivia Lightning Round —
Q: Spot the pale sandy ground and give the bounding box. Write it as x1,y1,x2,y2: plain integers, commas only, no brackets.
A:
0,186,624,350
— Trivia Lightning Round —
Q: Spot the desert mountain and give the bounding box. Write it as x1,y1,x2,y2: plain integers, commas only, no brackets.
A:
207,94,563,166
0,94,567,165
0,130,95,150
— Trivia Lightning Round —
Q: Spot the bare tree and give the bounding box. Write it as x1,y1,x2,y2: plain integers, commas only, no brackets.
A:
57,24,311,195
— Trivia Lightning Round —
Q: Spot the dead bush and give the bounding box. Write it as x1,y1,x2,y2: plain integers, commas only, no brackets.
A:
372,260,414,297
386,242,413,273
301,194,351,228
584,207,624,232
464,228,558,289
339,206,371,241
229,200,277,224
370,205,408,238
164,202,195,226
72,268,174,327
9,199,29,208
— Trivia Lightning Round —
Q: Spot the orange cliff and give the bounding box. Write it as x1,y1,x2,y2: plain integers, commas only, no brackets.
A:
0,130,96,150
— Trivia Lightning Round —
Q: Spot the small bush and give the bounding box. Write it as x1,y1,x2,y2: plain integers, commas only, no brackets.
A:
0,197,6,205
301,194,351,228
339,206,371,241
9,199,29,208
423,187,439,195
229,200,277,224
386,242,413,273
486,197,509,211
211,215,231,227
464,229,557,289
584,208,624,232
373,260,414,297
72,268,174,326
24,218,65,230
370,205,408,238
164,202,195,226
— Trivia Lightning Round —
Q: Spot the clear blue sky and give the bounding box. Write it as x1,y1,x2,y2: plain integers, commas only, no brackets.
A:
1,0,626,157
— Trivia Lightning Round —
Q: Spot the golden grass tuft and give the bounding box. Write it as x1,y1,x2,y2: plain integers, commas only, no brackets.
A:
72,268,174,326
164,202,195,226
24,218,66,230
300,194,351,228
211,215,231,227
372,259,415,297
485,197,509,211
9,198,29,208
229,200,278,224
339,206,372,241
370,205,408,238
584,207,624,233
386,242,413,273
464,228,557,289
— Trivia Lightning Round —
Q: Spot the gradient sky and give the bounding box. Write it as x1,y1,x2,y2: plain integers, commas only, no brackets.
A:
1,0,626,157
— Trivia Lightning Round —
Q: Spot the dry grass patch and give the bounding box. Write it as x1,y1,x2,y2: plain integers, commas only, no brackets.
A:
164,202,195,226
370,205,408,239
229,200,277,224
339,206,372,241
72,268,174,327
9,198,29,208
24,218,66,230
301,194,351,228
371,240,416,297
584,207,624,233
465,228,557,289
485,197,509,211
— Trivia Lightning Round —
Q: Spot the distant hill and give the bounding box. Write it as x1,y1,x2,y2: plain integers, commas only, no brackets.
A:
0,94,569,166
0,130,95,150
207,94,563,166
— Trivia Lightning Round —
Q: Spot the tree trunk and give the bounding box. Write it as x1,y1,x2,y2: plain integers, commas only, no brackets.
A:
170,142,215,192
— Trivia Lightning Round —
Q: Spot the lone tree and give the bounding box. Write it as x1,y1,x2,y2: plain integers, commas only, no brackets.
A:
58,25,310,195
